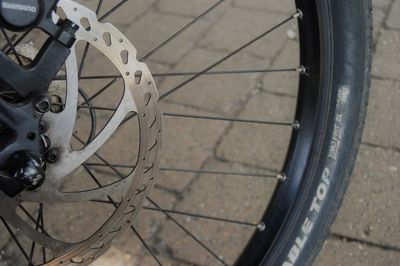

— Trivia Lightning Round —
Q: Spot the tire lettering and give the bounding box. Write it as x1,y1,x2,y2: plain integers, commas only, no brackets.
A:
283,168,330,266
283,86,349,265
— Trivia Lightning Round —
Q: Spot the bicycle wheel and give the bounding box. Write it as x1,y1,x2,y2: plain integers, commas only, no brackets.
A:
0,0,372,265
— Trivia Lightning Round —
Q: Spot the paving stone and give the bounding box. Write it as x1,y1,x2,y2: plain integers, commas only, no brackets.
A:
216,91,296,170
233,0,296,14
124,11,211,64
156,102,229,191
98,188,179,266
372,29,400,80
316,237,400,266
262,39,299,97
158,48,269,115
387,0,400,29
364,79,400,148
373,0,393,10
199,7,293,60
373,7,388,42
93,246,138,266
156,0,228,19
332,145,400,248
158,159,277,265
76,0,157,27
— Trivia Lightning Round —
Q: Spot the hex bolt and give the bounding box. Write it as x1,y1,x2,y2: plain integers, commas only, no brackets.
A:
34,96,51,113
45,149,59,163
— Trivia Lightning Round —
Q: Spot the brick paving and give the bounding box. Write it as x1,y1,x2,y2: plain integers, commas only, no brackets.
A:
0,0,399,265
101,0,400,265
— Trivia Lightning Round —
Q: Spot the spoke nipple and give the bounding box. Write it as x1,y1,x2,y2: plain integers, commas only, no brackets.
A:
277,173,287,181
257,222,266,232
297,65,307,74
294,9,304,20
292,120,301,130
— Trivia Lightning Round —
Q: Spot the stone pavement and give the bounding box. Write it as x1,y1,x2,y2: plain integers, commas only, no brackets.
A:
97,0,400,265
0,0,399,265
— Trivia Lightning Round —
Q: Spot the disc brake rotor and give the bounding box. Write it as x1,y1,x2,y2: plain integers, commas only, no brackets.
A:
0,0,162,264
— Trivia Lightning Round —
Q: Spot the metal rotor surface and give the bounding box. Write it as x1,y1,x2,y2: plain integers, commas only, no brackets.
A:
0,0,162,264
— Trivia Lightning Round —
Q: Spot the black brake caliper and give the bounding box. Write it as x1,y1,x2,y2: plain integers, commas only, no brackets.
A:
0,0,78,197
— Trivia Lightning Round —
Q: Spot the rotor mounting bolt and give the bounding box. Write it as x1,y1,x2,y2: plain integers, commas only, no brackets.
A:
45,149,59,163
34,96,51,113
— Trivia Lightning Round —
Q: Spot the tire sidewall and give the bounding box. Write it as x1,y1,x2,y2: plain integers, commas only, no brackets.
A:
262,0,371,265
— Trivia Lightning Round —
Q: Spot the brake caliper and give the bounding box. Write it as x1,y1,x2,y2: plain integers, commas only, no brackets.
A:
0,0,78,196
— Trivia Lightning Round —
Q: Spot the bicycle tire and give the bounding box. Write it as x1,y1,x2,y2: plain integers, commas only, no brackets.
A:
236,0,372,265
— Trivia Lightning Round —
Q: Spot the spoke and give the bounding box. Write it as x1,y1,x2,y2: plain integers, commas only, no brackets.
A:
95,0,104,14
29,204,43,264
99,0,128,22
159,11,301,100
86,162,135,169
82,163,124,206
18,205,49,236
153,67,302,77
79,77,122,106
77,140,226,265
15,204,50,262
159,167,278,178
164,112,299,128
77,136,228,265
77,0,104,79
83,163,163,266
75,104,116,111
91,199,257,229
86,163,279,179
147,198,228,266
0,28,23,65
54,66,303,81
54,75,117,80
2,29,32,54
139,0,227,62
40,209,46,263
0,217,30,261
131,226,163,266
78,43,90,79
52,102,117,111
73,135,126,178
143,206,257,227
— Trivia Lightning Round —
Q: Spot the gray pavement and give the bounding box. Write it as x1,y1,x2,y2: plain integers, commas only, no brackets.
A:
0,0,399,265
100,0,400,265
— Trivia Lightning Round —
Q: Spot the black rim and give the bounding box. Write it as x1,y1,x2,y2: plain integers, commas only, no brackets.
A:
236,0,321,264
